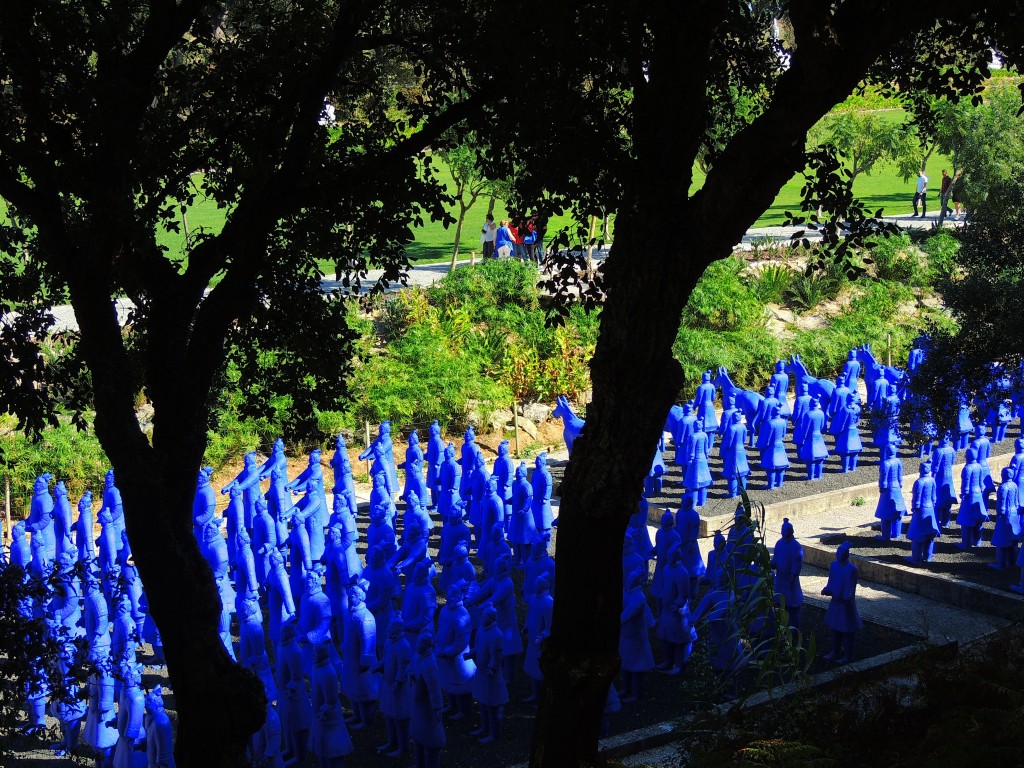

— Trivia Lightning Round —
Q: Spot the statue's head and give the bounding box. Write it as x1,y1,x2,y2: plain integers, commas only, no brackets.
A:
498,440,510,457
798,381,809,395
775,361,784,373
781,517,794,538
417,628,435,655
408,430,418,445
661,510,674,529
481,604,497,628
702,370,712,383
836,541,852,563
335,434,346,450
78,491,92,513
810,397,820,411
104,470,115,488
429,421,440,437
369,545,386,568
413,560,430,585
535,451,548,469
453,542,469,562
444,443,455,460
244,452,257,468
388,612,406,639
305,572,322,595
55,480,67,499
515,461,528,481
464,426,475,442
1002,465,1013,483
309,449,321,465
274,438,284,453
732,411,743,425
145,686,165,714
347,581,366,606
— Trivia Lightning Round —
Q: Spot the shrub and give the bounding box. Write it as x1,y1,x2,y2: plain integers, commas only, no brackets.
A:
920,229,961,280
674,325,780,391
783,273,837,314
869,233,930,286
683,258,765,332
751,263,798,304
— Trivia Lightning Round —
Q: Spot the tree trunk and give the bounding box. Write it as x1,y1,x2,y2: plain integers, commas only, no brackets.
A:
451,200,469,270
70,277,267,765
530,207,702,767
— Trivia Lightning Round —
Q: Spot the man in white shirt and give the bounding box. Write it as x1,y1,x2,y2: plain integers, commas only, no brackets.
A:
912,170,928,217
481,214,497,258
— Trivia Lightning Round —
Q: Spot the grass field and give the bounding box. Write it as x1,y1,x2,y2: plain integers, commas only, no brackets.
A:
1,116,953,270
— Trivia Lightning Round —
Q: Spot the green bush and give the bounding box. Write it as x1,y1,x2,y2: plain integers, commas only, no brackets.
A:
783,273,838,313
426,259,540,320
0,418,109,516
683,258,765,331
920,229,961,280
674,325,780,391
869,233,930,286
750,263,798,304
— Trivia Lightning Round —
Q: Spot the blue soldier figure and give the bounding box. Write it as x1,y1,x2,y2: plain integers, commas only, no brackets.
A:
907,462,940,564
821,542,862,664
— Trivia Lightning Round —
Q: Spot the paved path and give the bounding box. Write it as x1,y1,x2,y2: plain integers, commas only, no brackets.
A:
22,212,961,334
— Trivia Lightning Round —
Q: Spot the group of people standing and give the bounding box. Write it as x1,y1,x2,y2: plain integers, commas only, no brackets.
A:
912,168,966,224
480,214,543,263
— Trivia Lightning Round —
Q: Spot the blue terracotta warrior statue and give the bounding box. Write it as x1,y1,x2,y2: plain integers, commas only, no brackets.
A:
438,443,461,521
330,435,359,519
619,569,656,701
956,397,974,451
826,375,851,436
932,431,957,530
655,545,695,675
676,497,706,589
459,426,480,502
971,424,996,506
674,402,697,457
833,391,863,473
435,583,476,720
822,542,862,664
531,452,554,540
523,575,554,701
425,421,445,509
650,511,681,616
310,643,354,768
753,384,781,450
277,621,313,766
693,371,718,448
907,462,940,564
791,381,812,441
53,480,73,558
341,581,379,730
760,404,790,490
363,545,399,657
770,360,790,414
101,469,126,553
144,686,177,768
958,446,986,549
225,453,262,535
991,466,1021,570
795,397,828,481
493,440,514,515
376,613,413,758
27,473,56,566
74,491,94,563
842,348,860,389
508,461,537,564
410,629,446,765
471,603,509,744
875,443,907,541
771,518,804,629
684,419,713,507
720,411,750,498
718,392,739,447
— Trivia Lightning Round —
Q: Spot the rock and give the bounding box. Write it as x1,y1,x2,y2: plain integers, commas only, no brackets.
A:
488,409,514,433
519,418,538,438
136,403,155,433
521,403,551,423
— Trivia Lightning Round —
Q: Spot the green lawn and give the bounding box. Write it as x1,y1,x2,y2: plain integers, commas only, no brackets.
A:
2,137,953,271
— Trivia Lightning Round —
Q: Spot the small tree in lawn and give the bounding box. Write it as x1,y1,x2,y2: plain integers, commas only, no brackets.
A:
438,135,492,268
809,109,925,186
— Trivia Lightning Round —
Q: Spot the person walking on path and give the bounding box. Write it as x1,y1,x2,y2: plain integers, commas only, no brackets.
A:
937,169,953,225
911,170,928,217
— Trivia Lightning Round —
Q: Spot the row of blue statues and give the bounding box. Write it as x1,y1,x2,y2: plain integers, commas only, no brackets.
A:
873,431,1024,574
8,394,1023,766
551,341,1022,508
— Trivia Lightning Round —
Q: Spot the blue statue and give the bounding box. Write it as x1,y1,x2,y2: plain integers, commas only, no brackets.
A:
693,371,718,447
410,629,446,764
144,686,177,768
718,392,739,447
310,643,354,768
826,375,851,436
389,519,431,580
907,462,940,564
27,473,56,567
341,581,379,730
425,421,445,509
438,443,461,521
366,503,397,563
875,443,907,540
932,432,957,530
467,451,489,545
74,491,94,564
479,475,505,564
100,469,126,554
822,542,862,663
459,427,479,502
771,518,804,629
363,545,399,658
531,452,554,539
622,534,644,586
619,569,655,701
791,381,812,447
508,461,537,564
720,411,750,498
627,500,654,579
267,463,292,545
484,522,512,579
277,621,313,766
677,497,706,588
288,450,328,562
113,662,145,768
673,403,697,461
523,535,555,605
401,561,437,647
795,397,828,481
753,384,781,450
691,568,744,673
971,424,996,506
991,466,1021,570
684,419,712,507
83,664,119,760
523,575,554,701
53,480,73,558
553,395,585,455
330,435,359,519
759,404,790,490
770,360,790,414
831,389,863,471
471,605,508,743
473,555,522,686
266,548,297,649
842,348,861,389
650,511,681,615
956,397,974,451
493,440,514,514
785,354,835,413
872,392,902,451
655,545,695,675
369,469,396,528
958,446,986,549
436,583,476,720
715,366,766,429
376,613,413,757
226,453,262,536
